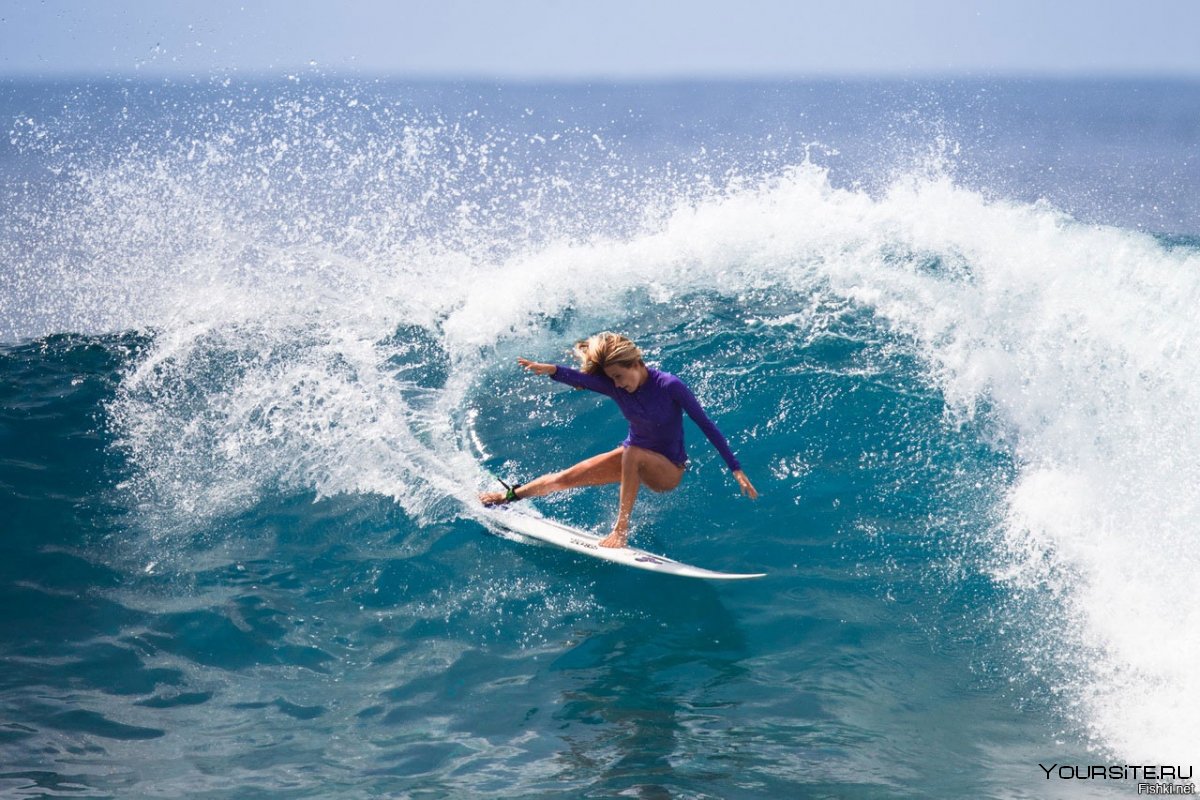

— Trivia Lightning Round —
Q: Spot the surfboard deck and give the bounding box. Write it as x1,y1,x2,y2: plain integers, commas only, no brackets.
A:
484,507,766,580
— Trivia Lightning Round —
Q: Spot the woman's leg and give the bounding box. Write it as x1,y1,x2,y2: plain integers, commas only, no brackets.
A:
599,445,685,548
479,447,625,505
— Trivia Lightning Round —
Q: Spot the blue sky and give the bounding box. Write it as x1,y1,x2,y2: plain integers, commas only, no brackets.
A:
2,0,1199,79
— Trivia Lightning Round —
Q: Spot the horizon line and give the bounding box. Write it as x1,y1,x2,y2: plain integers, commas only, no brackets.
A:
3,66,1200,84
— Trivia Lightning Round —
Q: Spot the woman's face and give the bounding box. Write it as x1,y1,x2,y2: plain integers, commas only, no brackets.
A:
604,362,646,393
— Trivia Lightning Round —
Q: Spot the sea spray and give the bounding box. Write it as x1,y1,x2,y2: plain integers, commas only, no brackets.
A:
3,79,1198,785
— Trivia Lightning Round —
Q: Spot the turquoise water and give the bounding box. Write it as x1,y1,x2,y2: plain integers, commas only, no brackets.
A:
2,78,1198,797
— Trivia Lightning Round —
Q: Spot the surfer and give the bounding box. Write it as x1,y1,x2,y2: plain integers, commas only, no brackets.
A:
480,332,758,548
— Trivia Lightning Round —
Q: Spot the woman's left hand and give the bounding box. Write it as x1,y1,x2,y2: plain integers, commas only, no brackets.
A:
733,470,759,500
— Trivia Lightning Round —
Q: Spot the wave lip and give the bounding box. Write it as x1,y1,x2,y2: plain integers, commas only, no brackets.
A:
3,80,1199,779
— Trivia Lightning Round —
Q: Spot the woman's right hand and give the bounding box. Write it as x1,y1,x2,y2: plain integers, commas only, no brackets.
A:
733,470,759,500
517,358,557,376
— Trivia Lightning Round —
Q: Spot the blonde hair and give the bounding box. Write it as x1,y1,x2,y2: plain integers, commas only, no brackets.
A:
573,332,643,376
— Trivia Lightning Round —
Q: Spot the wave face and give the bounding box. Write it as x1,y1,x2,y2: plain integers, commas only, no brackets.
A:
1,78,1198,796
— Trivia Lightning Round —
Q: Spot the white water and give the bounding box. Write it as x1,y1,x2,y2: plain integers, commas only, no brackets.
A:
5,100,1199,764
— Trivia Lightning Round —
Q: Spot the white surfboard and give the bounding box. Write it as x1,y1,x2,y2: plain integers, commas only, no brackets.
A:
484,507,766,580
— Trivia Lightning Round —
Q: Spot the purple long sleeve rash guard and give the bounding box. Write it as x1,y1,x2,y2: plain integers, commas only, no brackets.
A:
550,364,742,472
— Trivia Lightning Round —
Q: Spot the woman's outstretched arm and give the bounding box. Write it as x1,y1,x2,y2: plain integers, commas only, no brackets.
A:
516,358,557,376
527,358,618,397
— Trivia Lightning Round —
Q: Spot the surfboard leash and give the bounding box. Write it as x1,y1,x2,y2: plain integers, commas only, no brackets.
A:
486,471,523,504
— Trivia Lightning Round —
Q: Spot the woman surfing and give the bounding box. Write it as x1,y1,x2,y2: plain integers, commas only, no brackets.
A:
480,332,758,548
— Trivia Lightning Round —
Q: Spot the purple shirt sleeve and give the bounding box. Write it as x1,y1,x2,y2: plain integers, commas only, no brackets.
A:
549,364,617,397
667,378,742,472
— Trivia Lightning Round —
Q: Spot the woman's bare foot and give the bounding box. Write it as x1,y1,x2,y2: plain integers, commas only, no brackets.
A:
598,529,628,548
479,490,512,506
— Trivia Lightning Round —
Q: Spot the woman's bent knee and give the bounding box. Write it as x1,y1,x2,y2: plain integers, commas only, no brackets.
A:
621,446,684,492
647,470,684,492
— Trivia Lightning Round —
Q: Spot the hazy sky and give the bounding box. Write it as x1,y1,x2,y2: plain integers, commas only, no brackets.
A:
2,0,1199,79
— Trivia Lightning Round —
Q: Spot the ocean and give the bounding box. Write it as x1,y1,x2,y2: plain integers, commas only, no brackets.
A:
1,76,1198,798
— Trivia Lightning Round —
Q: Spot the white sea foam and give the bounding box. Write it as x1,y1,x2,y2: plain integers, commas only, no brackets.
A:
5,90,1198,762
